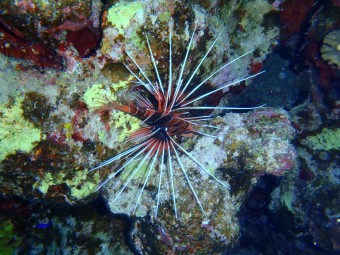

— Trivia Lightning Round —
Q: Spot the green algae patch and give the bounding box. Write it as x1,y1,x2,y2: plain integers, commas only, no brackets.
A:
106,1,144,34
83,81,141,143
304,128,340,151
83,83,113,106
100,0,146,59
0,95,42,161
67,170,100,199
281,190,295,213
34,169,100,200
0,220,20,255
83,80,130,107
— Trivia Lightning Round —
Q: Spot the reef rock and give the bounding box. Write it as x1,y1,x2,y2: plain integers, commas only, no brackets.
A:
0,0,102,68
269,90,340,253
0,0,280,206
0,1,285,253
102,108,296,254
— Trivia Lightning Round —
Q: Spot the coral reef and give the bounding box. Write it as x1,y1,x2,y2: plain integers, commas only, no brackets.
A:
0,199,132,254
269,71,340,253
98,109,296,209
279,0,339,91
0,0,292,254
100,0,279,89
103,108,296,254
270,146,340,252
0,0,102,69
0,0,280,203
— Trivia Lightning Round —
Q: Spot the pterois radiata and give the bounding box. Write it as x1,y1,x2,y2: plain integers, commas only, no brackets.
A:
90,19,264,219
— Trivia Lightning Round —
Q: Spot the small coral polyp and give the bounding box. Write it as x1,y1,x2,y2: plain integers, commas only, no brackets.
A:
321,30,340,68
90,18,263,220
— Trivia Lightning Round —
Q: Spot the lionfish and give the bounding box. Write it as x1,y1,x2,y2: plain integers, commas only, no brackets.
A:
91,19,264,219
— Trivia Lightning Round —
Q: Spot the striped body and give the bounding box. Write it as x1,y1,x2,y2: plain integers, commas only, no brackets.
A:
91,18,264,219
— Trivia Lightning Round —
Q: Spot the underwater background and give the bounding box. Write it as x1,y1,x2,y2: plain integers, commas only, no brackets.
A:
0,0,339,254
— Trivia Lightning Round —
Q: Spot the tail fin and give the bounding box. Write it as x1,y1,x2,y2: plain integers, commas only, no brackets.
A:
92,98,131,115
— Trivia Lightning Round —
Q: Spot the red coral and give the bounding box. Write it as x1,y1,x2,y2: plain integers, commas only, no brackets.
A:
71,132,85,142
0,22,64,69
250,61,264,74
48,131,67,146
70,101,89,143
16,0,36,14
66,27,101,57
0,1,101,68
305,42,332,90
280,0,314,39
273,151,295,176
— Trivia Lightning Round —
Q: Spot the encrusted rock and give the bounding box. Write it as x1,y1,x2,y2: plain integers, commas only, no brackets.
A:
102,108,296,254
